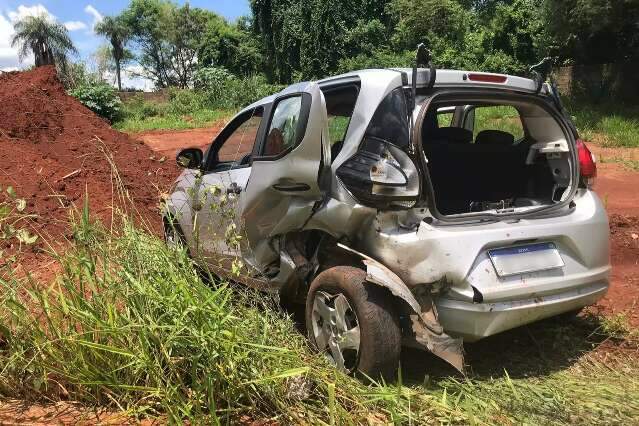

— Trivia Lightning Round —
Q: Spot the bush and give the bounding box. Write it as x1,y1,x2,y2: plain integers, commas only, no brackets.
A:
193,67,283,109
70,83,124,122
166,89,208,115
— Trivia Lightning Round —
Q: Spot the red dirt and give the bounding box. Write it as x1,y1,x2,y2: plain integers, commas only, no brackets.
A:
133,126,222,160
0,67,179,278
587,146,639,325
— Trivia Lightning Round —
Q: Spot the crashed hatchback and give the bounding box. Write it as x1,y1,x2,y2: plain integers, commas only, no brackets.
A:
164,65,610,378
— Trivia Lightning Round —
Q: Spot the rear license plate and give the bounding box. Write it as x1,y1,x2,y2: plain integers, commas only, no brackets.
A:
488,242,564,277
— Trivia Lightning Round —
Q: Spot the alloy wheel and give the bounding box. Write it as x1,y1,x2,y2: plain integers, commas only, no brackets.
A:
311,291,361,373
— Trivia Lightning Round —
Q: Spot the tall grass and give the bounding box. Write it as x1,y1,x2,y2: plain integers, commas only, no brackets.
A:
0,197,638,423
0,207,464,423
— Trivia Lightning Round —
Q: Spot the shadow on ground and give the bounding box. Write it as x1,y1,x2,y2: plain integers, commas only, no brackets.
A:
401,313,612,383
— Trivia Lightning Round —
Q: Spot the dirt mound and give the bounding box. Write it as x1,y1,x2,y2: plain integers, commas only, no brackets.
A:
0,66,178,257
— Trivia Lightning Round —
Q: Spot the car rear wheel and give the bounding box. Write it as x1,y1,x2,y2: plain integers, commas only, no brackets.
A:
305,266,401,379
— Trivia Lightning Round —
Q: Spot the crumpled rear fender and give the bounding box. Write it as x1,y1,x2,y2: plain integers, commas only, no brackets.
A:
337,243,465,373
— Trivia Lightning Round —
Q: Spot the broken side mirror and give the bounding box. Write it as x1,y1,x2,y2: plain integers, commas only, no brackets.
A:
337,138,419,209
176,148,203,169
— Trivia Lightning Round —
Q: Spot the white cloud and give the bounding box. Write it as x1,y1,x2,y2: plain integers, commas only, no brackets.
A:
65,21,87,31
84,5,103,28
0,4,56,70
0,11,28,69
8,4,55,23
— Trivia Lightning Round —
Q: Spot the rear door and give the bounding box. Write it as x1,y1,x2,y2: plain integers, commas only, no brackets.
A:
240,83,330,270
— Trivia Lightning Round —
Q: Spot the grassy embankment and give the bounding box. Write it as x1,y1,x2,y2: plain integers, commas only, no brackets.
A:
0,185,637,424
113,93,233,133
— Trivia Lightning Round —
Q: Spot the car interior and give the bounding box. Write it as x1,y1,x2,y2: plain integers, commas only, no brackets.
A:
421,101,572,215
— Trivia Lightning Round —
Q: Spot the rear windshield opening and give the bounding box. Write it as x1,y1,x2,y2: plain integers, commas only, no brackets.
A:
420,98,574,216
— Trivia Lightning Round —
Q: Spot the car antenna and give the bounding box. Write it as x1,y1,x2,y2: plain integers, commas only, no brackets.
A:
529,57,553,95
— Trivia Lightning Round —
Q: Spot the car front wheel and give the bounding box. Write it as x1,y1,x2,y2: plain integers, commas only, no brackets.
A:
305,266,401,380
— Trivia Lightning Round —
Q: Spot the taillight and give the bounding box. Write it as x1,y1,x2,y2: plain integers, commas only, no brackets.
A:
576,139,596,188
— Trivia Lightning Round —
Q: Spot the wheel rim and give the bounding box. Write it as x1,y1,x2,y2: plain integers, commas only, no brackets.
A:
311,291,360,373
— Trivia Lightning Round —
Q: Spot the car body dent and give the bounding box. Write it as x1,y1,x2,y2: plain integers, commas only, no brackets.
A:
240,82,330,272
336,243,465,373
165,68,610,371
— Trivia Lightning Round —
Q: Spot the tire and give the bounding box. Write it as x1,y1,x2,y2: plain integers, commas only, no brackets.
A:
305,266,401,380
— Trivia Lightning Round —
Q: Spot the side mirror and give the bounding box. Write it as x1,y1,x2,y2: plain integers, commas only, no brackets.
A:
176,148,203,169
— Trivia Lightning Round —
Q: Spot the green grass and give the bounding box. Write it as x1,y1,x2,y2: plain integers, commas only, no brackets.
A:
564,101,639,148
473,105,525,140
114,108,232,133
0,197,638,423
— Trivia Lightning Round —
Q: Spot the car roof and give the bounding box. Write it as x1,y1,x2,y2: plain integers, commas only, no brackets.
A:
240,68,546,115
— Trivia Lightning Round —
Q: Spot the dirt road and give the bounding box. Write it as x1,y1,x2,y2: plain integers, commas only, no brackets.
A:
135,128,639,325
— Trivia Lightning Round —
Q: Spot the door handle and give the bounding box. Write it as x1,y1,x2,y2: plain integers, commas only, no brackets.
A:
227,182,242,194
272,183,311,192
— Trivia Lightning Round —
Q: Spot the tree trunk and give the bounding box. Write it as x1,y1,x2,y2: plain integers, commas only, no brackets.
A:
115,59,122,91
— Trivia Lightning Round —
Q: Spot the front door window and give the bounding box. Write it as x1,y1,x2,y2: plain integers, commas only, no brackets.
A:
263,96,303,157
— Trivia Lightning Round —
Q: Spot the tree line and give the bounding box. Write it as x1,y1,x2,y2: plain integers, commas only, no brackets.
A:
11,0,639,90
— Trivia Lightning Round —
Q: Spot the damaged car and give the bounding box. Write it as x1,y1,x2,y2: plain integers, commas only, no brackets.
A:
164,64,610,378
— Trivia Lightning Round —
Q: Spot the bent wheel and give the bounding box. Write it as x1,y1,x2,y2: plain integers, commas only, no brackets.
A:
305,266,401,380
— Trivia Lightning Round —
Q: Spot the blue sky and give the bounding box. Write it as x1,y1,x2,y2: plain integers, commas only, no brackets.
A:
0,0,250,75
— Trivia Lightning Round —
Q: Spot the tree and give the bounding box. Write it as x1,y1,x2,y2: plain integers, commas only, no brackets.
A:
95,16,131,90
11,14,77,67
122,0,221,88
543,0,639,64
250,0,390,83
198,17,264,77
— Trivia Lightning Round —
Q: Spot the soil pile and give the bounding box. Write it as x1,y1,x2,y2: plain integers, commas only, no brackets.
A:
0,66,178,250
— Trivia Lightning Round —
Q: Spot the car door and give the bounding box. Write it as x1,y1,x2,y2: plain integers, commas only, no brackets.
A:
239,83,330,272
192,107,264,271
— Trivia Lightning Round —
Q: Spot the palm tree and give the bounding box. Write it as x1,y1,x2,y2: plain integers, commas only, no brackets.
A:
95,16,131,91
11,15,77,67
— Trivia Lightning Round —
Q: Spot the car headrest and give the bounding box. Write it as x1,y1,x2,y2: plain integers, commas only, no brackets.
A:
432,127,473,144
476,130,515,145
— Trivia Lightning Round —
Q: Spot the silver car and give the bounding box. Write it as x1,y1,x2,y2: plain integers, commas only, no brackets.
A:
164,68,609,378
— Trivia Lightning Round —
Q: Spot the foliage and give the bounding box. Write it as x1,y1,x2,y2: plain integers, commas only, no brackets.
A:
543,0,639,64
70,83,124,122
91,0,638,92
251,0,390,82
10,14,77,68
95,16,132,90
0,210,638,423
120,0,229,89
564,100,639,148
114,93,232,132
197,17,264,77
57,60,99,90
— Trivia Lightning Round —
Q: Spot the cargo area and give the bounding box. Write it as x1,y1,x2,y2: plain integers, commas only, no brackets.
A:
420,99,575,216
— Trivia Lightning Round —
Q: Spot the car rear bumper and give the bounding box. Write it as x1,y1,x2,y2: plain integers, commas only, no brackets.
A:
435,279,608,342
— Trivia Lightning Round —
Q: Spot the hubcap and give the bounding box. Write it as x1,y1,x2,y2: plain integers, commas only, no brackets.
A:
311,291,360,373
